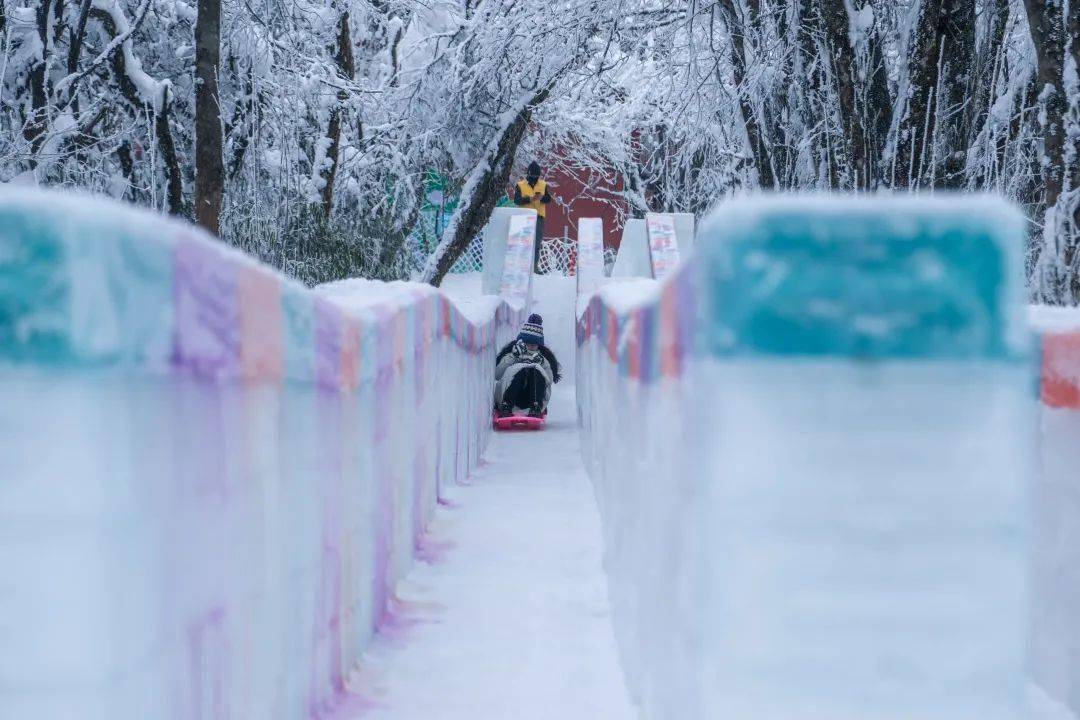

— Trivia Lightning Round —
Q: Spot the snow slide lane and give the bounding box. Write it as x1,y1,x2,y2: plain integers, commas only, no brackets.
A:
348,384,637,719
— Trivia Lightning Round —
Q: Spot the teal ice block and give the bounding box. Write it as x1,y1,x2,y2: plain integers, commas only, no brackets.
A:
697,196,1029,361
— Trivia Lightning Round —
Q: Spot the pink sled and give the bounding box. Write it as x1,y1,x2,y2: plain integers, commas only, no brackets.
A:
493,412,546,431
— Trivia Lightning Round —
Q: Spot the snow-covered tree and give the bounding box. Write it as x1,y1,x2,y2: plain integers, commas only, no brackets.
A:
0,0,1077,300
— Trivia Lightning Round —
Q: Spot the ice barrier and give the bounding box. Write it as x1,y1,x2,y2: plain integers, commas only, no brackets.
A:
1030,308,1080,718
644,213,680,281
578,196,1034,720
576,217,605,304
0,189,522,719
481,207,536,295
611,219,649,278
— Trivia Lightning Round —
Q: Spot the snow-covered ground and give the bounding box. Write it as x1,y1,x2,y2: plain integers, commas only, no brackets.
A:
347,385,637,719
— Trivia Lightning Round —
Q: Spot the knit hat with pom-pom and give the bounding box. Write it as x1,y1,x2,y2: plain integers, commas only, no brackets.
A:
518,313,544,345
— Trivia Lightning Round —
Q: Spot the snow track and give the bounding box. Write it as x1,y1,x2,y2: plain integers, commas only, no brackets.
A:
350,385,637,719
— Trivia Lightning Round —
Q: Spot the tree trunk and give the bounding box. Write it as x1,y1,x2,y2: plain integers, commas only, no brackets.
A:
1068,3,1080,200
376,181,426,277
764,5,797,188
718,0,776,189
116,141,135,199
797,0,839,188
63,0,93,116
747,0,789,186
67,0,93,74
89,8,184,216
320,12,356,216
967,0,1009,154
1022,0,1066,207
936,0,975,187
1072,1,1080,77
195,0,224,234
964,0,1010,189
422,87,549,287
864,25,893,188
228,69,257,180
156,94,184,216
892,0,974,189
25,0,53,158
1023,0,1073,300
819,0,869,189
893,0,941,189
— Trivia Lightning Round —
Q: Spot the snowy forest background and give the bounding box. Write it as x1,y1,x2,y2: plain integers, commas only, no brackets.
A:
0,0,1077,301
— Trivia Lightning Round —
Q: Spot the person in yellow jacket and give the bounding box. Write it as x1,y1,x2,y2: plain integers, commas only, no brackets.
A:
513,161,553,272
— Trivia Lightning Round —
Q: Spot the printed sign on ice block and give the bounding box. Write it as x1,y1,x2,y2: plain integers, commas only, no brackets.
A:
576,217,605,301
499,212,536,308
646,212,680,281
481,207,536,295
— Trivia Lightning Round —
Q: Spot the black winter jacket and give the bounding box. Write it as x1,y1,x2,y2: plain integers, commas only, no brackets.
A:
496,340,561,383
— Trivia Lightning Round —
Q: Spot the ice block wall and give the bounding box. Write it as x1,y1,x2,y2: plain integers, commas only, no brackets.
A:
1030,308,1080,717
0,189,521,719
577,196,1034,720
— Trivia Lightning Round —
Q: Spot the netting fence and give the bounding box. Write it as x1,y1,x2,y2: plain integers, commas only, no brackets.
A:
410,208,618,278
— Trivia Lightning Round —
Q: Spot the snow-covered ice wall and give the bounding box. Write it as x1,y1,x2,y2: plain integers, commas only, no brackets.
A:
1030,307,1080,718
0,190,521,719
578,196,1035,720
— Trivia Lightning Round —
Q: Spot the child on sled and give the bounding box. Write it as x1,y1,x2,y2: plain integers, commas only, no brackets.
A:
494,314,561,418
